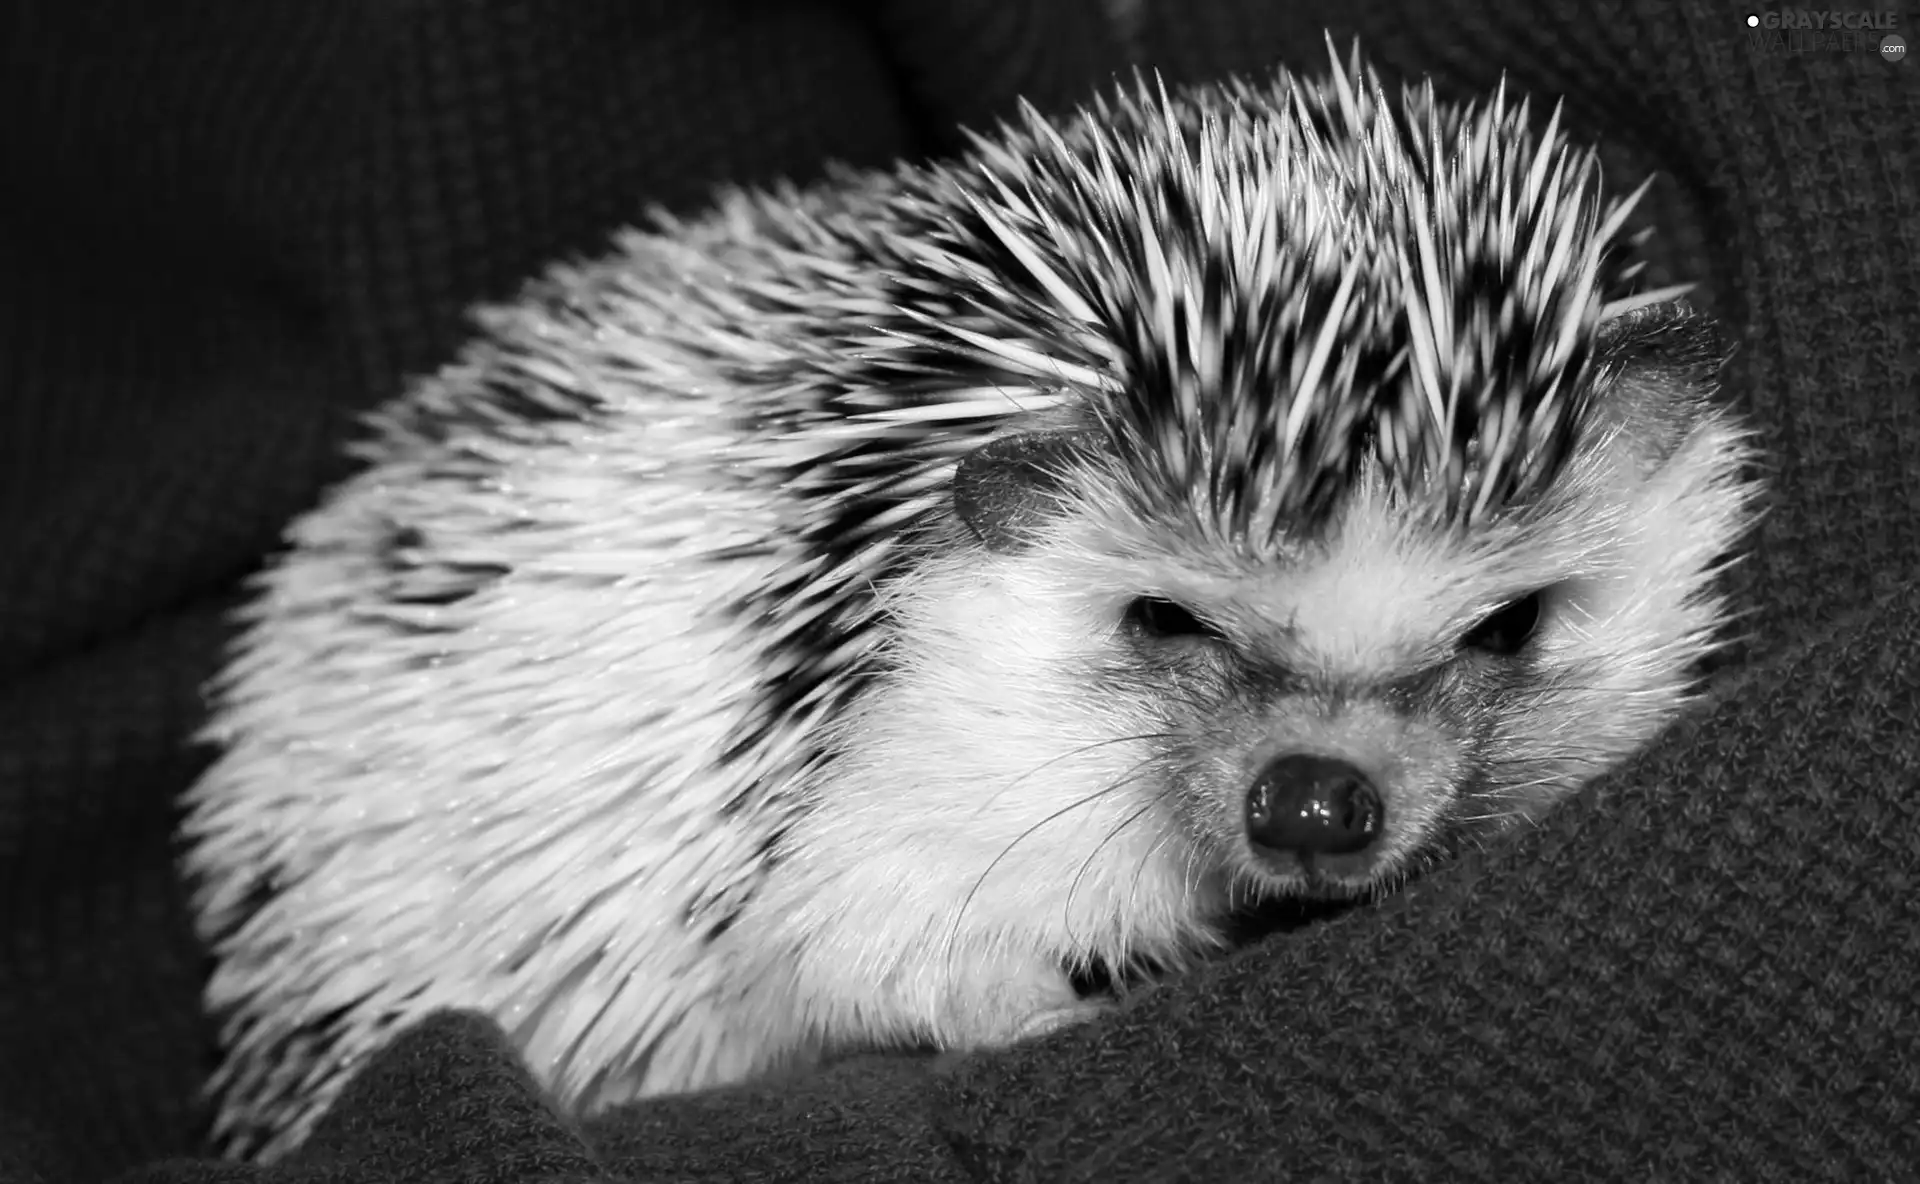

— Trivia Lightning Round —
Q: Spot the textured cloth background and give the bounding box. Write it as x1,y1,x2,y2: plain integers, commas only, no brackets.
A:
0,1,1914,1182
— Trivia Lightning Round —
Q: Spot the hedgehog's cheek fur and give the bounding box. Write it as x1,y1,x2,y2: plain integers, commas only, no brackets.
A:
1433,391,1762,830
771,542,1226,1047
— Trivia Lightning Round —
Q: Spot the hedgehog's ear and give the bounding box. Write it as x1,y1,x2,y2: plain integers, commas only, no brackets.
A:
953,429,1099,553
1590,303,1736,475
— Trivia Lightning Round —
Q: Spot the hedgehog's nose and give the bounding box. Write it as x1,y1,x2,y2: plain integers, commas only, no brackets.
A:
1245,754,1383,858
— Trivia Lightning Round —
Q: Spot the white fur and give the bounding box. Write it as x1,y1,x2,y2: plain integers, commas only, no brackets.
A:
190,398,803,1155
744,548,1215,1050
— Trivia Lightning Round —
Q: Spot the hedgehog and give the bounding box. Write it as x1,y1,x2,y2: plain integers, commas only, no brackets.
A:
179,41,1761,1163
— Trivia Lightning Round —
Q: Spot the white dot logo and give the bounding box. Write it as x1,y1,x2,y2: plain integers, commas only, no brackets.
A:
1746,12,1760,26
1883,32,1908,61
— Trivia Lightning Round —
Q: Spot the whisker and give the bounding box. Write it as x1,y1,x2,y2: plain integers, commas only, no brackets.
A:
969,732,1178,820
1062,787,1167,957
940,746,1168,989
1120,821,1186,978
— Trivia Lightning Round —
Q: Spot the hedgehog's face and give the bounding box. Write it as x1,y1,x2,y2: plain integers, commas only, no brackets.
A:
945,307,1756,906
1087,545,1536,898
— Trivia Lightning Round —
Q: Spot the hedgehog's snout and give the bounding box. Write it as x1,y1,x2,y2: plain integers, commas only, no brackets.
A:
1244,753,1384,865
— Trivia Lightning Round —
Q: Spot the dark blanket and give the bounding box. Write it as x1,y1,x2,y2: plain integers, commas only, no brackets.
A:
2,2,1915,1181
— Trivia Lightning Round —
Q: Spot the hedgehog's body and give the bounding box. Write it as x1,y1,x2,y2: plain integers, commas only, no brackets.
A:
182,47,1760,1162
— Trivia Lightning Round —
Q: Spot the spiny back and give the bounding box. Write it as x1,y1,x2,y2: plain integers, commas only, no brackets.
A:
722,42,1658,560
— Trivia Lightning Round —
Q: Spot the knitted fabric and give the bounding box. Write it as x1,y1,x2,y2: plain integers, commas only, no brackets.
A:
1,1,1913,1181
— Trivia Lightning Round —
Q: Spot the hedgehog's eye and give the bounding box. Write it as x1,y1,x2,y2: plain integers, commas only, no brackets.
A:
1124,596,1225,643
1461,592,1544,656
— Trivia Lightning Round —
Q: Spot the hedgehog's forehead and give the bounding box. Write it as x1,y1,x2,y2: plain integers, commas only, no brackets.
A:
1044,456,1586,667
1063,453,1508,580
